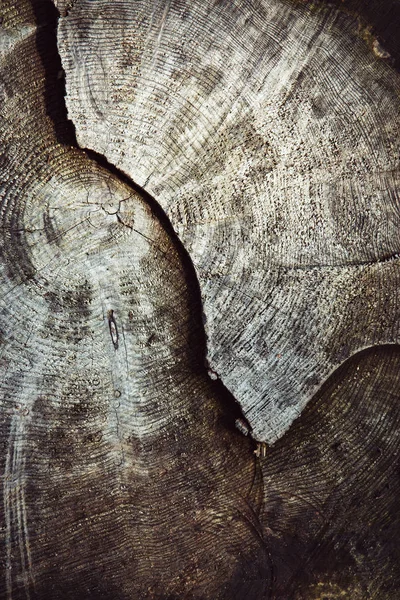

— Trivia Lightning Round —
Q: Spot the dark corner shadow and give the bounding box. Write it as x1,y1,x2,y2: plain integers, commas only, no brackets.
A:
324,0,400,70
355,0,400,69
29,0,254,441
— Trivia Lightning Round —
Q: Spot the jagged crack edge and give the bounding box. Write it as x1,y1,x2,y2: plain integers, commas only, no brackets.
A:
81,147,256,441
42,2,255,442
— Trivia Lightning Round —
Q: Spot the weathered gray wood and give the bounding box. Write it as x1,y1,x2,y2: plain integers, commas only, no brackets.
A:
1,0,400,598
56,0,400,442
0,2,259,598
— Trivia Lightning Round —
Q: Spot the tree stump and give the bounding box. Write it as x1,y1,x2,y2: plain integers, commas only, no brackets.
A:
1,0,400,598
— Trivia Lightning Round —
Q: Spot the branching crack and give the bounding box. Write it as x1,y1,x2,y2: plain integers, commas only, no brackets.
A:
116,213,133,230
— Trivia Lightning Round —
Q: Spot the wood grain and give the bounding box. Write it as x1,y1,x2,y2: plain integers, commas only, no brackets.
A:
56,0,400,442
1,0,400,598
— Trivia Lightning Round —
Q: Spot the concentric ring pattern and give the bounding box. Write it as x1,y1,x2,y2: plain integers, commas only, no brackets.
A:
57,0,400,442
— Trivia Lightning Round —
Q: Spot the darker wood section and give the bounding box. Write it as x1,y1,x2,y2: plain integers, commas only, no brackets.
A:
261,345,400,598
303,0,400,69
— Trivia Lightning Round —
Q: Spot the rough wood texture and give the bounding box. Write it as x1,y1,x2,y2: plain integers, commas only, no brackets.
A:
56,0,400,442
0,2,258,598
1,0,400,598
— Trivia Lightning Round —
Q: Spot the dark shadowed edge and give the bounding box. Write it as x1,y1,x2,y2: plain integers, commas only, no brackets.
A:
305,0,400,69
32,0,77,145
